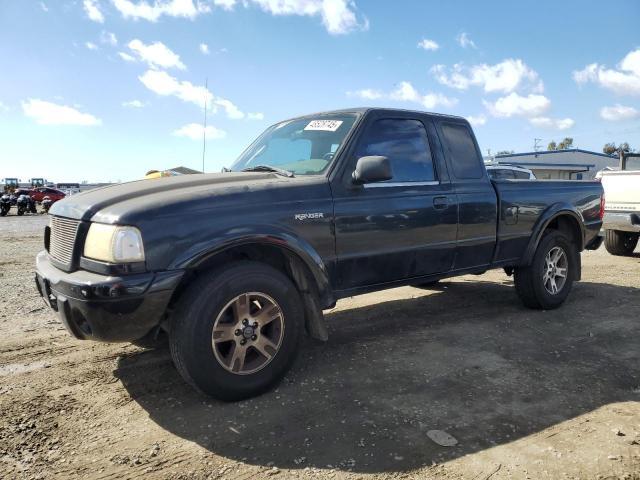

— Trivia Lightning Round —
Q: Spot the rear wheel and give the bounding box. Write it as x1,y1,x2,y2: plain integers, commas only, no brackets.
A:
17,207,24,216
515,231,577,310
169,261,303,401
604,230,638,256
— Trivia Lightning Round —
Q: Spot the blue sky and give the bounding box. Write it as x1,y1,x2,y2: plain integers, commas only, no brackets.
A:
1,0,639,183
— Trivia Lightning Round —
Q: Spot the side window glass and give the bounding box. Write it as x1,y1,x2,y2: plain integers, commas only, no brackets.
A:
512,170,531,179
355,119,436,183
440,123,483,179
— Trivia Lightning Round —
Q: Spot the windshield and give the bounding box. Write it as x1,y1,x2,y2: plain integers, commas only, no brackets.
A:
230,114,358,175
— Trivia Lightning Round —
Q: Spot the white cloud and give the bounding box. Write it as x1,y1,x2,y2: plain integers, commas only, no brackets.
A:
112,0,207,21
600,104,640,121
173,123,226,140
348,88,384,100
39,2,49,12
0,101,9,113
85,41,98,50
466,114,487,127
484,92,551,118
113,0,367,34
250,0,367,35
247,112,265,120
431,59,541,94
199,43,209,54
139,70,211,106
573,48,640,96
390,81,457,109
214,0,236,9
118,51,136,62
101,31,118,46
22,99,101,126
84,0,104,23
122,100,145,108
127,39,186,70
138,70,246,120
347,82,456,109
417,38,439,51
456,32,476,49
213,98,244,119
529,116,575,130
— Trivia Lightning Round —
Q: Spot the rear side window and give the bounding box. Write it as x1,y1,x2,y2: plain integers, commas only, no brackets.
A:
488,168,515,180
440,123,483,179
355,119,435,182
512,170,531,179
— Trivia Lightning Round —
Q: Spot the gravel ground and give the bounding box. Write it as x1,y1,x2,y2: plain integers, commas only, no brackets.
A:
1,214,639,480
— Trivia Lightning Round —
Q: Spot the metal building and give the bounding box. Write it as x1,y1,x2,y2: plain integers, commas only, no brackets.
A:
495,149,618,180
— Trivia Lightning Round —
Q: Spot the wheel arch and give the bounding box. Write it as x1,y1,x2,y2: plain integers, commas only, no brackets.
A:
522,204,585,269
165,233,333,341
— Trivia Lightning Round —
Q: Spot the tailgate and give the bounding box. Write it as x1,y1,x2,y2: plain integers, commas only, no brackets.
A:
602,171,640,212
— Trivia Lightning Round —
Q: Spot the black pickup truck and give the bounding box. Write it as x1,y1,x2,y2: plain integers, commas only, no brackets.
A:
36,108,604,400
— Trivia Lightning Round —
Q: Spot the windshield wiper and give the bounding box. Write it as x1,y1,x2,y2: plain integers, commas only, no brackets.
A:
242,165,295,177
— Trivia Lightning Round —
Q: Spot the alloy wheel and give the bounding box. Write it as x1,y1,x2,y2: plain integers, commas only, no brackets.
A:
543,246,568,295
211,292,284,375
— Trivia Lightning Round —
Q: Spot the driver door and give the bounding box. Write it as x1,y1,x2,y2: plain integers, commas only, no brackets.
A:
331,112,458,291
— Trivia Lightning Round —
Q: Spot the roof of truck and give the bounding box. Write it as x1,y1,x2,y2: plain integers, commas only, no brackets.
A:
282,107,466,122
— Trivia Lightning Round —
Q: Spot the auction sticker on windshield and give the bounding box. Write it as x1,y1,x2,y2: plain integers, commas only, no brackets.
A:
304,120,343,131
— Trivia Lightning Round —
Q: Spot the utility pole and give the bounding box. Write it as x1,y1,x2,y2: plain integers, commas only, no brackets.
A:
534,138,542,152
202,77,208,174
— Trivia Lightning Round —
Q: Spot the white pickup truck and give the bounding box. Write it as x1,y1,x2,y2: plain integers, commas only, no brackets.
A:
601,153,640,256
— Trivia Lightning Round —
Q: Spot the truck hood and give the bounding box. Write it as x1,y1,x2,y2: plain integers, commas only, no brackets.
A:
50,172,305,222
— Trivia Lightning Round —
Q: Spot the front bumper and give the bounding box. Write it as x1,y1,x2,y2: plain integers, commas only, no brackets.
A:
602,211,640,233
35,251,184,342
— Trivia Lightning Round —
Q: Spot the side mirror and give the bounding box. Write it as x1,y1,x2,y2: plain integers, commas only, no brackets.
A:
352,156,392,185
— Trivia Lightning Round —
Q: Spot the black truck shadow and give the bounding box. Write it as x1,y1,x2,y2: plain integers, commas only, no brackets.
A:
114,280,640,473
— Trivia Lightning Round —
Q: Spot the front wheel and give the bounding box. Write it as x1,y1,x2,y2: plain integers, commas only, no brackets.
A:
514,231,577,310
604,230,638,256
17,207,24,216
169,261,303,401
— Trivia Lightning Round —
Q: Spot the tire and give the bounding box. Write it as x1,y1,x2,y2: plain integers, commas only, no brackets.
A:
514,231,577,310
0,209,6,217
604,230,638,256
17,208,24,216
169,261,303,401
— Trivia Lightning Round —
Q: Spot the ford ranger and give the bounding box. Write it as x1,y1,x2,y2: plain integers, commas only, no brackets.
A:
35,108,604,400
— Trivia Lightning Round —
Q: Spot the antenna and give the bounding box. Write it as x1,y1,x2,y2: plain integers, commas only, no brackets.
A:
534,138,542,152
202,77,208,174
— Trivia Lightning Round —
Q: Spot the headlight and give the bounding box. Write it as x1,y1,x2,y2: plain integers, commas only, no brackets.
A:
84,223,145,263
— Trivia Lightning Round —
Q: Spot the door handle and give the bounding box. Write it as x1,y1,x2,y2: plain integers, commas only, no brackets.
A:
433,196,448,209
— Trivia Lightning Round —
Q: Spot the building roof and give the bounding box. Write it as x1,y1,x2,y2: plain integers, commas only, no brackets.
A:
496,148,615,159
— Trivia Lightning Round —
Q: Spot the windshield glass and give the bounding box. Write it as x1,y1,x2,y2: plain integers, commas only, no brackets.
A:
230,114,358,175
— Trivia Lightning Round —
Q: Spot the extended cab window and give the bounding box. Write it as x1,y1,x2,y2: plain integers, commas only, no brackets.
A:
355,119,435,183
440,123,483,179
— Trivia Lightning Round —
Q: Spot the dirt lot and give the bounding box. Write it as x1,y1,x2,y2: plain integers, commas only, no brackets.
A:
1,213,639,480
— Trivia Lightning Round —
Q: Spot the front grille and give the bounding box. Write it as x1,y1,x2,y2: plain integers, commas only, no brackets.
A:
49,216,80,266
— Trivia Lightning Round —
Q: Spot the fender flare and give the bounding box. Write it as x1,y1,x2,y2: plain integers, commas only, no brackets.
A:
168,227,335,309
521,203,585,266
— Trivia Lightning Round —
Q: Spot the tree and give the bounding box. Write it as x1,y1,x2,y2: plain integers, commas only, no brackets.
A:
603,143,617,155
603,142,633,155
547,140,557,151
557,137,574,150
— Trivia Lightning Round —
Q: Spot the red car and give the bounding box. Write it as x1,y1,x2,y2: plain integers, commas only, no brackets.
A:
29,187,66,203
